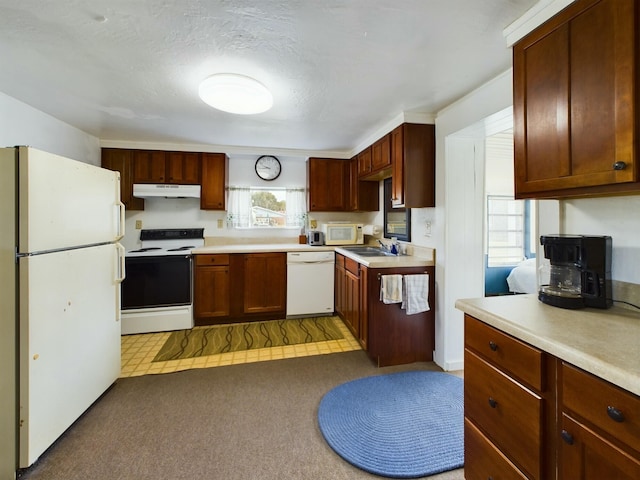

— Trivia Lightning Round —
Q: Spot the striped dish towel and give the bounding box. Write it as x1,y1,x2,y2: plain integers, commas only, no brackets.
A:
401,274,430,315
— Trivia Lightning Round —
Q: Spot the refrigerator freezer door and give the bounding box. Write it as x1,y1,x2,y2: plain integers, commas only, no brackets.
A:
18,243,121,467
16,146,123,253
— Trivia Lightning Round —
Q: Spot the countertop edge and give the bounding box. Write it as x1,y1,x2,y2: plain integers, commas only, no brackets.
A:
455,296,640,397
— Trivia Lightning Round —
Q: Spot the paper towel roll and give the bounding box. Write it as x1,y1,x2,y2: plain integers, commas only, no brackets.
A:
362,224,381,236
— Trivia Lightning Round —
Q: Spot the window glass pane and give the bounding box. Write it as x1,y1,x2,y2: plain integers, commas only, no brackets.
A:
487,195,526,267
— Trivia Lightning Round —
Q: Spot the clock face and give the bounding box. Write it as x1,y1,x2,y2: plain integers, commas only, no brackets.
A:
255,155,281,181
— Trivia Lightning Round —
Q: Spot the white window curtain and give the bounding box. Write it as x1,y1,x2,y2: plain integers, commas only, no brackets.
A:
285,188,307,228
226,186,307,228
226,186,252,228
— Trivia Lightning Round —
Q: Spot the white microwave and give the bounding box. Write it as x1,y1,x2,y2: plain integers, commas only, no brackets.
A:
322,223,364,245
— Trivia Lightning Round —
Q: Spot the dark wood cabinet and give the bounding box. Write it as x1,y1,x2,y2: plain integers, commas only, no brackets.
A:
464,315,555,480
102,148,148,210
391,123,435,208
194,252,286,325
194,254,230,323
242,253,286,315
166,151,201,184
559,363,640,479
357,146,373,177
200,152,228,210
101,148,145,211
133,150,167,183
348,156,379,212
134,150,201,185
513,0,639,198
335,254,366,348
307,157,349,212
371,133,392,172
464,313,640,479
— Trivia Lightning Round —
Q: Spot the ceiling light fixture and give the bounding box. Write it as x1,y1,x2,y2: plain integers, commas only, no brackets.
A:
198,74,273,115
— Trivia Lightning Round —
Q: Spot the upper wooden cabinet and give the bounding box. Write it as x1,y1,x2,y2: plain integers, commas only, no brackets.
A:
307,157,349,211
101,148,145,211
513,0,639,198
348,156,379,212
357,146,373,177
391,123,435,208
200,152,228,210
371,133,392,172
134,150,200,184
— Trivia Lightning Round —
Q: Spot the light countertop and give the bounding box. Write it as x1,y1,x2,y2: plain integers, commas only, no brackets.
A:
192,244,435,268
455,294,640,396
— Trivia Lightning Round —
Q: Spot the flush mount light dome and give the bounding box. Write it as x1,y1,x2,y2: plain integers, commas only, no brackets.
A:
198,73,273,115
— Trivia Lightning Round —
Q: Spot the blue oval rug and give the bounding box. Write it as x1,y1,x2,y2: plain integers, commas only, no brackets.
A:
318,371,464,478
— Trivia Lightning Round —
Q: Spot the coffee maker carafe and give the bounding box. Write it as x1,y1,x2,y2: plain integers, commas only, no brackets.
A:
538,235,612,309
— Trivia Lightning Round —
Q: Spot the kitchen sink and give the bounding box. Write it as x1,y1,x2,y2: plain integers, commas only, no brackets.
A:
340,246,397,257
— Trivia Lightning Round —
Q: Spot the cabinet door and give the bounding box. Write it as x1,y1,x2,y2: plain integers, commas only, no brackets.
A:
514,0,637,197
344,269,360,338
133,150,166,183
166,152,200,184
371,133,391,172
348,156,379,212
243,253,286,314
391,125,405,207
357,146,372,177
101,148,144,211
200,153,228,210
560,414,640,480
194,265,230,319
334,255,346,318
307,158,348,211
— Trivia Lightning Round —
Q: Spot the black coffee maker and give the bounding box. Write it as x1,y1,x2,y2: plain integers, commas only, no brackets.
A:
538,235,612,309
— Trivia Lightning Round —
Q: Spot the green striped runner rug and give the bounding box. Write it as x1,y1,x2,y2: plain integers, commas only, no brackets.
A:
153,316,344,362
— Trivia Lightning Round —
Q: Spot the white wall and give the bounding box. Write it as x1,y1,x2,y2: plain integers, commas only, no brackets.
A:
420,70,515,371
0,91,101,164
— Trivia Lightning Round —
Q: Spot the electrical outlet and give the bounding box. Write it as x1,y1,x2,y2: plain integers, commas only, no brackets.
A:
424,221,432,236
217,219,223,229
135,220,142,229
310,219,318,229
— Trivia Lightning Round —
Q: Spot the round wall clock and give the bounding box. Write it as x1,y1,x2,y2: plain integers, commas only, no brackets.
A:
255,155,281,181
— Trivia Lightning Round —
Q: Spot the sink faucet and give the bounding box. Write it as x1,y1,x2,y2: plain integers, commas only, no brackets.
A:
377,239,388,252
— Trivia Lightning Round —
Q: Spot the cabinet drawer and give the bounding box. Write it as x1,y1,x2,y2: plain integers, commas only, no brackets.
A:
465,349,543,479
465,314,543,391
344,257,360,276
464,418,527,480
562,363,640,452
195,254,230,266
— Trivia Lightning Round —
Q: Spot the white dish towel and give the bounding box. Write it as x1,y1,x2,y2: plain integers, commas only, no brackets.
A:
380,274,403,304
402,274,430,315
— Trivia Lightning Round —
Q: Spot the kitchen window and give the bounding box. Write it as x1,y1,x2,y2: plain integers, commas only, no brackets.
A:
486,195,533,266
227,186,306,229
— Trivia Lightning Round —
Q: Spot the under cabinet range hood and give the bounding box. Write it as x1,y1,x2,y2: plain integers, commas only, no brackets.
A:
133,183,201,198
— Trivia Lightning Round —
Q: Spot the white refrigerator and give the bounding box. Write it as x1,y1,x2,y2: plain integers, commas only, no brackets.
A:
0,146,125,469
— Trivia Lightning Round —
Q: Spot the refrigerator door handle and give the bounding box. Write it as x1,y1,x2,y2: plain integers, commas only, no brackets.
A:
116,201,125,241
115,243,126,283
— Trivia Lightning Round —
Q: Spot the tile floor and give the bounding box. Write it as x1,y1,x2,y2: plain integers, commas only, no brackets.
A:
120,317,362,378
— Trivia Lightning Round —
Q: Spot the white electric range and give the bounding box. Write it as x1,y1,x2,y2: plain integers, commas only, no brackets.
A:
121,228,204,334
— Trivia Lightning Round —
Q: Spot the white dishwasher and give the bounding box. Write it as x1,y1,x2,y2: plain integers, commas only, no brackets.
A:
286,251,335,317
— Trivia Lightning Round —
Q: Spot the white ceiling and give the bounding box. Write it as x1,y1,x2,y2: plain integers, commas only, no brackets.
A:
0,0,538,157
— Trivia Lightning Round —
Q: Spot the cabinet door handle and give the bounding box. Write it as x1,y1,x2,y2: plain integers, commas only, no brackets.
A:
613,161,627,170
561,430,574,445
488,341,498,351
607,405,625,423
488,397,498,408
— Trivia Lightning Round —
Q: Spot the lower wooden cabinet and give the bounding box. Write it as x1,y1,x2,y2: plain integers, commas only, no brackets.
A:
464,314,640,479
334,255,435,366
194,252,286,325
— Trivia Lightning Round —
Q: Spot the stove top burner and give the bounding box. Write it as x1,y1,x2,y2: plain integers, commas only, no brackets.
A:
166,245,195,252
